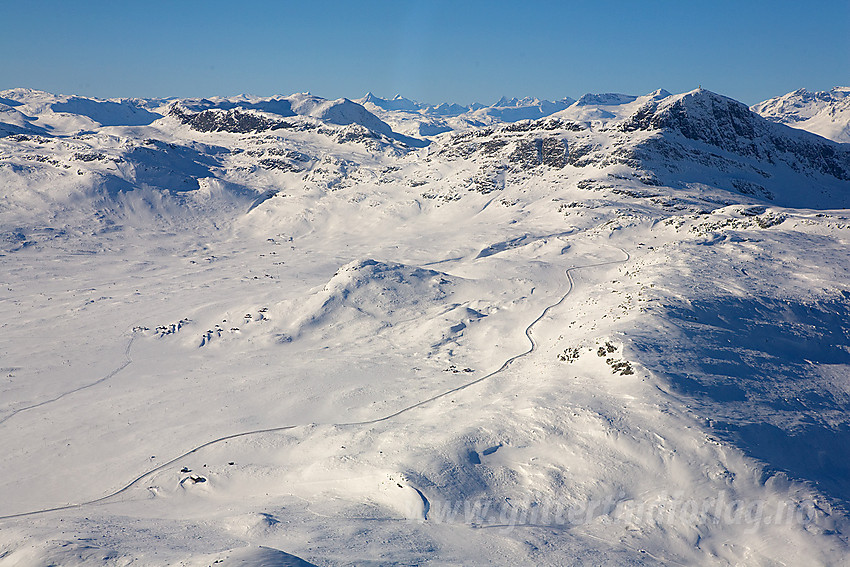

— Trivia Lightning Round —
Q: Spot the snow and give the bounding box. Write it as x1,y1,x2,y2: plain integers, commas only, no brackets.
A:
356,93,579,138
0,86,849,566
753,86,850,143
51,97,163,127
573,92,639,106
286,95,392,137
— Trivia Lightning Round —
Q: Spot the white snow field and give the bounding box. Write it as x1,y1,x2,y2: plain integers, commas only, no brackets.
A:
1,87,850,566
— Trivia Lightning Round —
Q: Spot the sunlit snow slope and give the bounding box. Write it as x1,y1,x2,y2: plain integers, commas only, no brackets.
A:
1,87,849,566
753,86,850,144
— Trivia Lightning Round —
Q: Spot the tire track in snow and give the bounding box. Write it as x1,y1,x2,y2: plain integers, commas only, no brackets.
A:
0,334,135,426
0,248,630,521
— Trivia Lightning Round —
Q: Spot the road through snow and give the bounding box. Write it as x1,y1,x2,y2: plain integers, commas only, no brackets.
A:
0,334,135,426
0,247,630,521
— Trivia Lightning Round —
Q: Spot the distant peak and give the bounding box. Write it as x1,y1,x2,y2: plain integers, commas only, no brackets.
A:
574,93,638,106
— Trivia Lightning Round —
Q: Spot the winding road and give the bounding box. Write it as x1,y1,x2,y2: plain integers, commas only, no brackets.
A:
0,247,630,521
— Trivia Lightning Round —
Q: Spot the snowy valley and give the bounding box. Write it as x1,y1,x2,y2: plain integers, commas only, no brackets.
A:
1,85,850,566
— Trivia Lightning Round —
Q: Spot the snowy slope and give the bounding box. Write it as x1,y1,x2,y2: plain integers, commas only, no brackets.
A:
1,86,850,566
753,87,850,143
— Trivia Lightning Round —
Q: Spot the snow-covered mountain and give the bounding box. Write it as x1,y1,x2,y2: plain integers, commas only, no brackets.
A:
356,92,576,137
356,92,575,121
753,86,850,143
1,86,850,566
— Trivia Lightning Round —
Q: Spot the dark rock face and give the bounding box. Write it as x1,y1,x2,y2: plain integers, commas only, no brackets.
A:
731,179,775,200
767,133,850,181
541,137,568,168
509,137,568,169
72,152,107,162
478,139,510,156
622,92,759,156
470,170,505,194
623,90,850,182
270,148,310,162
168,103,420,153
258,158,302,172
169,104,291,134
509,139,542,167
438,119,569,171
566,142,599,167
334,124,381,144
505,118,585,133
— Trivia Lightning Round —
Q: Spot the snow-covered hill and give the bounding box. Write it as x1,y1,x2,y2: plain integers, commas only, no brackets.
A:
1,86,850,566
753,87,850,143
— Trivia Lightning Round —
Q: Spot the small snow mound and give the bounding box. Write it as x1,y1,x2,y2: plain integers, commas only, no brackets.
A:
284,259,456,339
187,545,319,567
322,259,451,305
223,512,282,537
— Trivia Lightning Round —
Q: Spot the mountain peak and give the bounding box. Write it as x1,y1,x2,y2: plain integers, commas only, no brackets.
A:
357,93,424,113
752,86,850,143
623,87,760,142
574,92,638,107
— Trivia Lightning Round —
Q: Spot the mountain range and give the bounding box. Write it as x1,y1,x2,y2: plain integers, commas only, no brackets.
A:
0,84,849,566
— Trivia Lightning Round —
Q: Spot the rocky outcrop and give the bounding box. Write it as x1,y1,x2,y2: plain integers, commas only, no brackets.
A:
622,89,850,182
169,104,292,134
509,137,568,168
438,119,570,171
622,90,760,156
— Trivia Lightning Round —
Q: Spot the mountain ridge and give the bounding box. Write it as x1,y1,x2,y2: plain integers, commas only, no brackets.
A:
2,86,849,225
753,86,850,143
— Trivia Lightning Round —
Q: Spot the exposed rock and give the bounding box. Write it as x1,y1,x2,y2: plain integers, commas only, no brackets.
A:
169,104,292,133
621,89,850,182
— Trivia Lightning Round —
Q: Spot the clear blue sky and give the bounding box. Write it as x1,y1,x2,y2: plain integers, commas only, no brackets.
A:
2,0,847,105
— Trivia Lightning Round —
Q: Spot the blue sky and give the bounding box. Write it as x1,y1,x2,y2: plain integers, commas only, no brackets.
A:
2,0,847,105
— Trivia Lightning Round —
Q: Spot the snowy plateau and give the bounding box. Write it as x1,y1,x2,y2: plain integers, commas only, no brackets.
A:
1,85,850,566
